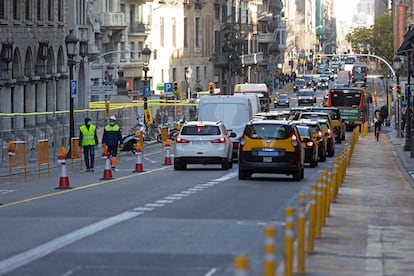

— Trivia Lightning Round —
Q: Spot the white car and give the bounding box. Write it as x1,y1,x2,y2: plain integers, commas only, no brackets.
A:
174,121,234,170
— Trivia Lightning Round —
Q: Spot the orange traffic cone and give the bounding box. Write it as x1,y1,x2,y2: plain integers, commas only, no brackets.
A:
163,139,172,165
101,156,113,180
56,147,71,189
133,142,144,172
100,145,113,180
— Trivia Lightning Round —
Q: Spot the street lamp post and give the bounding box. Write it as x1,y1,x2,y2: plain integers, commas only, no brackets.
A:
65,29,87,157
141,45,151,123
404,53,412,152
393,56,401,138
65,30,79,157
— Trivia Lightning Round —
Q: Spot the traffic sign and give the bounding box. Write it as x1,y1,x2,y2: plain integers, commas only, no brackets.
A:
71,80,77,96
164,82,173,96
89,85,118,95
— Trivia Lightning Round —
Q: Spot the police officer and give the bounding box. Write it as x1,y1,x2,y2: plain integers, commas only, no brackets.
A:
102,115,123,170
79,117,98,172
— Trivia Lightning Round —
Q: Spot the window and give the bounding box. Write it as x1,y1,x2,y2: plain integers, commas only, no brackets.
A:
36,0,41,21
47,0,53,21
58,0,63,21
25,0,32,21
13,0,21,20
160,17,164,47
130,42,135,59
0,0,5,20
172,18,176,47
196,66,200,81
129,4,134,29
184,17,188,48
120,42,126,59
195,17,200,48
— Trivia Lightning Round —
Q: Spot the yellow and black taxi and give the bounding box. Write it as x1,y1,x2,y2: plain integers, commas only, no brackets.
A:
238,120,305,181
309,107,346,143
296,124,319,167
298,119,327,162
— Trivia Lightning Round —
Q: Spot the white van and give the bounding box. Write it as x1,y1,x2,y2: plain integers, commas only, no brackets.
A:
233,93,261,115
197,95,253,159
233,83,270,111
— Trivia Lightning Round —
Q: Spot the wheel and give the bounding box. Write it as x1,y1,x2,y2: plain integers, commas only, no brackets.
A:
292,169,301,181
221,159,230,170
174,160,186,170
156,134,162,143
310,157,318,168
238,168,250,180
229,159,233,169
301,167,305,179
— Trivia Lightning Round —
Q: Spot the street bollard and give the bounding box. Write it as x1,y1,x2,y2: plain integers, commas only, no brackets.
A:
307,184,317,253
284,207,295,276
332,162,339,201
315,181,323,239
297,193,306,274
263,225,276,276
234,255,249,276
318,177,326,226
322,171,331,217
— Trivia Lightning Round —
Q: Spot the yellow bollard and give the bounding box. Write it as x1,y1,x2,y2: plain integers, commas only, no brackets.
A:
263,225,276,276
307,184,317,253
284,207,295,276
318,177,326,226
332,163,339,202
297,193,306,274
315,181,323,239
234,255,249,276
322,171,331,217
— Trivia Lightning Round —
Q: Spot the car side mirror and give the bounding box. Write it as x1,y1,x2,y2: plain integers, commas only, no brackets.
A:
229,132,237,138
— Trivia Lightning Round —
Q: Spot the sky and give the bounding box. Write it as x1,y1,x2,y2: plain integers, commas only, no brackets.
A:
335,0,358,24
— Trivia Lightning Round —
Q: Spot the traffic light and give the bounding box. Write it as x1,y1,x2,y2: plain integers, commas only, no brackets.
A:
309,49,313,59
395,85,402,99
208,82,215,95
173,81,178,96
317,54,321,64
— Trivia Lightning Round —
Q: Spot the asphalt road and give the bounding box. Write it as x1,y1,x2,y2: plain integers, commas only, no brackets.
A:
0,83,353,276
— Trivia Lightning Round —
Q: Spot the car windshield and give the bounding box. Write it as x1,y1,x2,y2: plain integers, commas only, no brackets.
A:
296,80,305,85
244,124,291,140
297,126,310,138
299,91,313,96
181,125,220,135
279,94,288,100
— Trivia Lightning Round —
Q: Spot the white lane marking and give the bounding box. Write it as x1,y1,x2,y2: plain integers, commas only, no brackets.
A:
164,196,182,200
0,171,238,274
155,199,173,204
0,211,142,275
205,267,217,276
133,207,154,212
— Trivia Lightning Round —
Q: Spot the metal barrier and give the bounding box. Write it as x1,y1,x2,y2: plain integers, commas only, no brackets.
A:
37,139,50,177
70,137,83,172
8,141,27,182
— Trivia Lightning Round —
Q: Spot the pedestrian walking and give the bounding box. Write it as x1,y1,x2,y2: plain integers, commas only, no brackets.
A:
102,115,123,170
79,117,99,172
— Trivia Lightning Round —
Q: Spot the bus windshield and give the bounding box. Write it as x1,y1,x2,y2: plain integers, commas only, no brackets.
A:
330,91,361,107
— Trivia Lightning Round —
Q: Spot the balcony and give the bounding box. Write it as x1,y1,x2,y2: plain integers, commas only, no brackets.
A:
257,32,275,44
101,12,126,30
129,22,151,36
240,52,265,66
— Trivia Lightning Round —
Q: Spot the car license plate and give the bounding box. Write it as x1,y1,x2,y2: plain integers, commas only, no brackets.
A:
263,157,272,162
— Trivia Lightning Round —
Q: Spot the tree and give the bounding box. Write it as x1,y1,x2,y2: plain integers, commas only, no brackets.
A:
345,11,393,62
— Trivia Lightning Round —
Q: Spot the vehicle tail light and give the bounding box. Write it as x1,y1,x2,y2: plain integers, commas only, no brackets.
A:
291,134,298,147
211,137,226,143
175,137,190,143
318,130,323,137
306,141,314,147
239,138,246,146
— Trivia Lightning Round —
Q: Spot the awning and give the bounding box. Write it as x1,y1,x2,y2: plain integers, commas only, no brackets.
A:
397,28,414,55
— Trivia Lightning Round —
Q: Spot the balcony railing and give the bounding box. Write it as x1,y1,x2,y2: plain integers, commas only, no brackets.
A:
257,33,275,44
129,22,151,34
102,12,126,28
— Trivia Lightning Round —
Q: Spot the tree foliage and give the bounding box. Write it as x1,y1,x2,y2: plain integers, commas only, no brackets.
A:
345,12,393,62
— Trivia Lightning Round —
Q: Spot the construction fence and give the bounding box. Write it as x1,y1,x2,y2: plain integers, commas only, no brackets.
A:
0,99,197,165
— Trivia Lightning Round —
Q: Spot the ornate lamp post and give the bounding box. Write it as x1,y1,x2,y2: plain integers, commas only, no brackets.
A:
1,41,13,75
393,56,402,138
141,45,151,122
65,30,88,157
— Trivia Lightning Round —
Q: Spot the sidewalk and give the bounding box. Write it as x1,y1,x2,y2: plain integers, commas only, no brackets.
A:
304,126,414,275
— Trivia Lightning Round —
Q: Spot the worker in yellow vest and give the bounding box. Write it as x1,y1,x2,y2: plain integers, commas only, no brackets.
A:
102,115,123,170
79,117,99,172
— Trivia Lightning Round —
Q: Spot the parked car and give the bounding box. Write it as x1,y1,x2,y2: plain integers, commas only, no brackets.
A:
296,125,319,167
297,89,316,106
174,121,234,170
274,93,290,107
238,120,305,181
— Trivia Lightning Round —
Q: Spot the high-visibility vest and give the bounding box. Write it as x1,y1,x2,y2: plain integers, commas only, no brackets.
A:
104,124,120,132
80,124,97,146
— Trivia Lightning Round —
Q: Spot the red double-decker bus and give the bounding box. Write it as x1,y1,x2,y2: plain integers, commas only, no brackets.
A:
327,87,371,131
